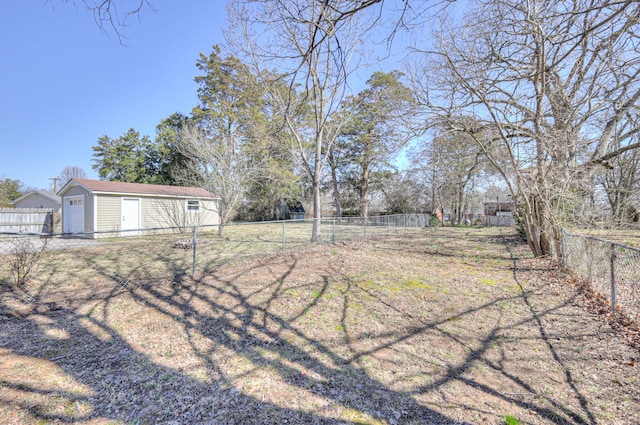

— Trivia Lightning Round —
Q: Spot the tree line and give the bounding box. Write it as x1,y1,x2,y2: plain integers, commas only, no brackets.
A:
47,0,640,258
90,46,420,234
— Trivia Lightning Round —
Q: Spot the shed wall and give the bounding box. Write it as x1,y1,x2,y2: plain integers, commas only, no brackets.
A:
142,197,219,230
200,199,220,227
96,195,122,235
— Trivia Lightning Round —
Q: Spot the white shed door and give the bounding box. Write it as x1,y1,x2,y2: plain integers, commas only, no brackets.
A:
64,196,85,234
121,198,140,236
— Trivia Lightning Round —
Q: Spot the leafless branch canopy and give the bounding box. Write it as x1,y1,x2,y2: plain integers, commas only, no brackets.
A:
410,0,640,256
51,0,153,42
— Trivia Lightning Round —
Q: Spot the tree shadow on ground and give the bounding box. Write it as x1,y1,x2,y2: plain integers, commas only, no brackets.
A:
1,230,619,424
1,255,457,424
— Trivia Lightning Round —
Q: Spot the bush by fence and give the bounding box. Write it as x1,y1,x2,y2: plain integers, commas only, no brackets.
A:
562,228,640,323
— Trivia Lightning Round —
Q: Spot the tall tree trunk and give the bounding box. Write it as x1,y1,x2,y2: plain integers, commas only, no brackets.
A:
360,165,370,218
456,188,465,225
311,175,322,242
218,211,225,237
311,132,323,242
329,150,342,218
520,189,563,259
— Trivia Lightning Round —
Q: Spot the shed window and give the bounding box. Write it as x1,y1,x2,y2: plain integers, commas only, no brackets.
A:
187,200,200,212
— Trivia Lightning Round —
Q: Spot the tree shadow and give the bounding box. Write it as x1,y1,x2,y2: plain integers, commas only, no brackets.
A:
1,253,457,424
0,230,609,424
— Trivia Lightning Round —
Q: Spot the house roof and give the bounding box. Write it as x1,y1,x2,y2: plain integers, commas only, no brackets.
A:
58,178,217,199
13,190,61,204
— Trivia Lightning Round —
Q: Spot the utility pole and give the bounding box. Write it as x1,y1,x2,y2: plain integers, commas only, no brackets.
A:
49,177,60,192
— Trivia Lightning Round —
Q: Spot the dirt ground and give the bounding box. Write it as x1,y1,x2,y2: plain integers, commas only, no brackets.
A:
1,227,638,424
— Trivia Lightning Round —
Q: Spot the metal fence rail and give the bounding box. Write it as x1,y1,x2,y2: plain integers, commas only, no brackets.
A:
562,228,640,323
0,214,430,292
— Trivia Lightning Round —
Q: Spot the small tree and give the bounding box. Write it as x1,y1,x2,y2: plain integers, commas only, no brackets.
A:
0,178,22,207
176,122,259,236
7,237,48,289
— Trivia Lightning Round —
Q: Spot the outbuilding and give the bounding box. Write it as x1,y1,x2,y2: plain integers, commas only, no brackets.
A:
57,178,220,238
13,190,62,213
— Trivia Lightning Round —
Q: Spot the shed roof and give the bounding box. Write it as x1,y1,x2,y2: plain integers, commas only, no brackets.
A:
13,190,61,204
58,178,217,199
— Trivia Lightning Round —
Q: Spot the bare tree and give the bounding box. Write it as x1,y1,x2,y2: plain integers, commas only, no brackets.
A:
598,135,640,224
226,0,436,240
155,199,203,233
415,0,640,258
175,122,259,236
58,165,88,190
227,0,375,241
411,127,486,225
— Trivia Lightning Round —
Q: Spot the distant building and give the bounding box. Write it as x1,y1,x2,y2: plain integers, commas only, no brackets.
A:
12,190,61,213
483,198,516,226
275,199,306,220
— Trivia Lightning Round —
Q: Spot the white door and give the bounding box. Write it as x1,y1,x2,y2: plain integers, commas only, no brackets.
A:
64,196,85,234
121,198,140,236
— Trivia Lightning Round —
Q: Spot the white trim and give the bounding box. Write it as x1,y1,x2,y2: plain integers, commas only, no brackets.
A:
93,194,98,239
57,179,221,201
90,191,220,200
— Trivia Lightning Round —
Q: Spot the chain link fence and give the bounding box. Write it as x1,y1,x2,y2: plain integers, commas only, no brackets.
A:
0,214,430,303
562,228,640,323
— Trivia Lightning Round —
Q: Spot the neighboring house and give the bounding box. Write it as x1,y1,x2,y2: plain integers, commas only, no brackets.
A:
13,190,61,213
57,178,220,238
436,207,485,225
483,199,516,226
483,200,516,217
275,199,306,220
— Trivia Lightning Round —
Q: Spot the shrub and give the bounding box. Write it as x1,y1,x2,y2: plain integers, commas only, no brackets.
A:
7,237,48,288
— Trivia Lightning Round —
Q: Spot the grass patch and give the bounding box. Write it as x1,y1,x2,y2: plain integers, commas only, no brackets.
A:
505,415,522,425
0,227,638,424
479,278,496,286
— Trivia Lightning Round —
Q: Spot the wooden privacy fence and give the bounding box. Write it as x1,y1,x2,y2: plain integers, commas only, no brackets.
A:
0,208,54,234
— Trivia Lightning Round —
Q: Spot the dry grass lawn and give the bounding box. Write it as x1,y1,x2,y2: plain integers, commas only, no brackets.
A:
1,227,639,424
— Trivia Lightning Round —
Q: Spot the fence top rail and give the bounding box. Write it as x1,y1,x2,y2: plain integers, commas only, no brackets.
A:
0,208,54,212
562,227,640,254
0,214,431,238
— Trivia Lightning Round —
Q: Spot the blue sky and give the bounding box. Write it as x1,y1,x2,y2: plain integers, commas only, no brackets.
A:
0,1,226,190
0,2,420,192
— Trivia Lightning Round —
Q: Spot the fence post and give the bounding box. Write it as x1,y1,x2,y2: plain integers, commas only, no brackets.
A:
332,217,336,244
561,228,566,267
282,220,286,254
192,226,197,278
610,243,616,312
363,217,367,240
